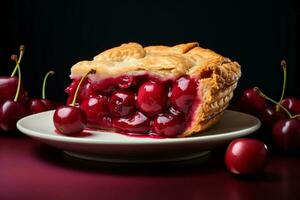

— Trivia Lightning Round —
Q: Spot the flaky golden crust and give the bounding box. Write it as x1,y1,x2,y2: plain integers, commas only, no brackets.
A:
70,42,241,137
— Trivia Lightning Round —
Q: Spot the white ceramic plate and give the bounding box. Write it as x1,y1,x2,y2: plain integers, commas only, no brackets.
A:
17,110,260,163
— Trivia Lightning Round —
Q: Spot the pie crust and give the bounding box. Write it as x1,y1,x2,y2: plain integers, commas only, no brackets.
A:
69,42,241,137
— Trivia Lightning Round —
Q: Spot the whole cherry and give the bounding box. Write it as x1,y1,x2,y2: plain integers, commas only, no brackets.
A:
80,94,109,123
65,78,96,105
0,46,29,104
28,71,55,114
170,76,198,112
270,61,300,151
225,138,268,175
281,97,300,115
109,90,136,117
152,113,185,137
53,69,95,135
259,106,286,127
0,55,28,131
137,81,168,116
238,88,267,116
272,118,300,151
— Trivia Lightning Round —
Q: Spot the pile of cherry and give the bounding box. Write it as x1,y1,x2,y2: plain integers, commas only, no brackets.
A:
0,45,55,131
225,60,300,176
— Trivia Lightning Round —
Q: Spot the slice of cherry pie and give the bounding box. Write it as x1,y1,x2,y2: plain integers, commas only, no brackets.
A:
65,42,241,137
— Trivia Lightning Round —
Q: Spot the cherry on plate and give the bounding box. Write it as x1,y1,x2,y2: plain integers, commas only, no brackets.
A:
80,94,109,122
109,90,135,117
137,81,167,116
112,111,151,133
152,113,185,137
53,105,87,135
170,76,198,112
53,69,96,135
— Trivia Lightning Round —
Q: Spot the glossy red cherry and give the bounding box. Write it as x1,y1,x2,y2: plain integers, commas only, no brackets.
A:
0,100,27,131
54,69,95,135
66,79,96,105
225,138,268,175
0,47,29,105
28,99,47,114
137,81,167,116
170,76,198,112
53,106,87,135
259,106,286,126
152,113,185,137
40,99,54,110
0,50,28,131
0,76,29,104
80,95,109,122
281,97,300,115
109,90,135,117
28,71,55,114
112,112,151,133
272,119,300,151
238,88,267,116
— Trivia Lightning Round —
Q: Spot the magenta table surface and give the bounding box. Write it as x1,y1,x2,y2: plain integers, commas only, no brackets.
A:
1,134,300,200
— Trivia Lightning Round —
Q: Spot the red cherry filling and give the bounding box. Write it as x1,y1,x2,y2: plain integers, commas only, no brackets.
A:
109,90,135,117
112,112,151,133
97,116,112,129
137,81,167,116
114,75,146,89
66,74,200,137
170,76,198,113
66,79,96,105
91,78,116,94
80,95,109,122
152,113,185,137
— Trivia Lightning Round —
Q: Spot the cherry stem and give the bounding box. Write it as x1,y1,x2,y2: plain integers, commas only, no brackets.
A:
12,56,21,102
71,69,96,106
276,60,287,111
292,114,300,119
11,45,25,77
42,71,55,99
254,87,293,119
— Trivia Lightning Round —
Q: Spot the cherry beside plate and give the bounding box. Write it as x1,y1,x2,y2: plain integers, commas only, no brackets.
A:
17,110,260,163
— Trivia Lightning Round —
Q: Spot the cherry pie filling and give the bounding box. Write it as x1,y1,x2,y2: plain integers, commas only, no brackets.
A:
65,74,201,137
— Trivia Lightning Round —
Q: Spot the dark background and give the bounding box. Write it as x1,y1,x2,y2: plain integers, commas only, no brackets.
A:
0,0,299,103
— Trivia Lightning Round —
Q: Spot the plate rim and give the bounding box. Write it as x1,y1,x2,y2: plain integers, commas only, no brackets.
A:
17,110,261,145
